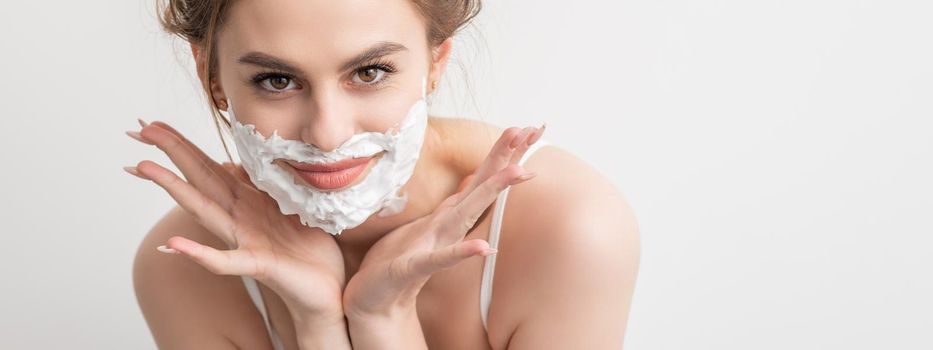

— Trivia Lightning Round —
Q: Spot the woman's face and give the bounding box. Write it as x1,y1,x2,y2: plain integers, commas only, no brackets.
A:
211,0,439,151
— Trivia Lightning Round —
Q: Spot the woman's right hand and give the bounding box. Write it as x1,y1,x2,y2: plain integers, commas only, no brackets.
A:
126,118,347,325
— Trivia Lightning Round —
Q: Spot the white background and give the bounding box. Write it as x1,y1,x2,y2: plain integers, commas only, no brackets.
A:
1,0,930,349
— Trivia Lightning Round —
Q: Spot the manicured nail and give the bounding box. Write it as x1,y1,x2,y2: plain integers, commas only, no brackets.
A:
126,130,145,143
510,172,537,185
137,118,149,128
527,123,546,146
127,130,155,145
123,166,147,180
480,248,498,256
156,245,179,254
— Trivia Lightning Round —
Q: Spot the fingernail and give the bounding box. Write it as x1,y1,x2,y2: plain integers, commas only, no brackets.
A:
123,166,147,180
510,172,537,185
525,123,546,145
137,118,149,128
125,130,147,143
156,245,179,254
480,248,498,256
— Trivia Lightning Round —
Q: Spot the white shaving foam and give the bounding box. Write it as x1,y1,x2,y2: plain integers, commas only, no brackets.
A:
225,76,429,235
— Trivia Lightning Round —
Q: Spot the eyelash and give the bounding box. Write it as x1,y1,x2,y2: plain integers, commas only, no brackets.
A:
353,59,398,87
249,59,398,95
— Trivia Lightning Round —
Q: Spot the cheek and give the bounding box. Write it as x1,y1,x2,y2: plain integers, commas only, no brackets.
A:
354,91,423,133
233,87,423,139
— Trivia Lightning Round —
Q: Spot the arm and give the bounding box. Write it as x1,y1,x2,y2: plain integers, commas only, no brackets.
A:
505,196,641,349
340,125,543,349
289,311,353,349
345,306,428,349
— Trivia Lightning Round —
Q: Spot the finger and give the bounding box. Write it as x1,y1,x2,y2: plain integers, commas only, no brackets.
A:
126,130,154,145
526,122,546,147
461,124,546,200
138,123,237,208
510,126,537,149
123,165,148,180
137,160,238,246
502,127,533,171
146,120,242,191
508,124,546,166
434,190,465,212
405,239,495,279
458,127,523,198
161,235,259,276
436,164,536,241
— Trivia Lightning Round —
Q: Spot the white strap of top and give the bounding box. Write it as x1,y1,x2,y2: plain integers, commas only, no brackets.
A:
480,139,550,331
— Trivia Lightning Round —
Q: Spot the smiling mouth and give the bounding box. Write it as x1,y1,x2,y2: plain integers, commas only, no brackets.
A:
278,152,384,191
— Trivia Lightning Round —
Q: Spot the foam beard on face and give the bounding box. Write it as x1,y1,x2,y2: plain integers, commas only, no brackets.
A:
224,76,429,236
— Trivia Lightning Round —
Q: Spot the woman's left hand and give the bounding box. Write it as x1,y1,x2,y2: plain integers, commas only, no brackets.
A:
342,123,546,319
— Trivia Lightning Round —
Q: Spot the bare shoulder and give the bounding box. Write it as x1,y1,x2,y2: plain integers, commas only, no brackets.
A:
132,205,274,350
486,144,641,348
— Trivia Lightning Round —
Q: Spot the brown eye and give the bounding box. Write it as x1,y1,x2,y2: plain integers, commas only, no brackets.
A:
357,67,379,83
256,73,297,93
353,66,387,85
269,76,291,90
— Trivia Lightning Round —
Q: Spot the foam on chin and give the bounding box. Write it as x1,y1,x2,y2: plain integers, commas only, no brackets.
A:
225,77,429,235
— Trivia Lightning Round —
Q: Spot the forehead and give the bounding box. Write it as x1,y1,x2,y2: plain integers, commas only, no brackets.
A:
218,0,428,68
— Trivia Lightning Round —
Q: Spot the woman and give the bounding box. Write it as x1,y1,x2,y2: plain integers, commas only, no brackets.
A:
130,0,640,349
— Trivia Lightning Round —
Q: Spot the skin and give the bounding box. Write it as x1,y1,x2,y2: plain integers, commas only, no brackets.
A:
131,0,641,349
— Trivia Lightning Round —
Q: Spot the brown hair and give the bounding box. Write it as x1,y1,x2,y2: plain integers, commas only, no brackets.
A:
156,0,483,162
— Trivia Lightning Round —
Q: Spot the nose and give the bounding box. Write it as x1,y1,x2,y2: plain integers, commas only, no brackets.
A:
300,86,355,152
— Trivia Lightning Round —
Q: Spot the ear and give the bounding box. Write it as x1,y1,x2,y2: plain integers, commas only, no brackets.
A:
190,43,228,110
427,37,454,95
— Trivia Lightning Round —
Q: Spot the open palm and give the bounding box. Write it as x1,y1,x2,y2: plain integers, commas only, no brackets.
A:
127,119,346,320
342,124,546,317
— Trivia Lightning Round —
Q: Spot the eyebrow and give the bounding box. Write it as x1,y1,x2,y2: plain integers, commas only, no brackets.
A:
237,41,408,76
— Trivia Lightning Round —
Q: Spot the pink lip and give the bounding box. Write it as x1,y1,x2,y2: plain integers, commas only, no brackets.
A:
285,157,374,172
283,156,376,190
